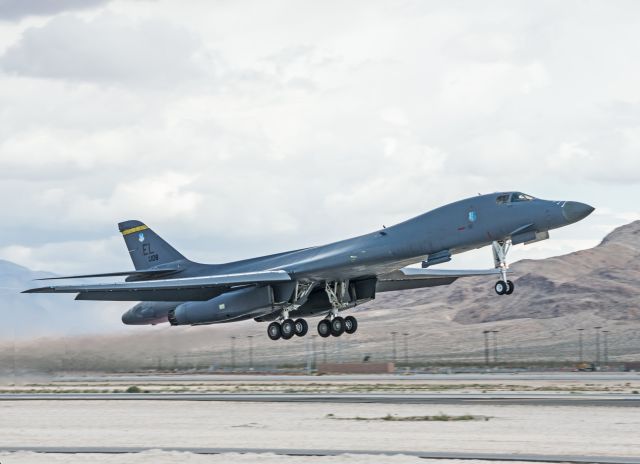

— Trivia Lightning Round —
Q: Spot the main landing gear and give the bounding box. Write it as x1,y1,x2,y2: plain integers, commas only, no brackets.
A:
317,315,358,338
492,239,515,296
267,318,308,341
267,316,358,340
317,281,358,337
267,280,359,340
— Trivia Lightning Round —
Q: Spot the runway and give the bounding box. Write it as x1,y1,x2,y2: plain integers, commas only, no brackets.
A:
1,392,638,406
58,372,640,382
1,447,639,463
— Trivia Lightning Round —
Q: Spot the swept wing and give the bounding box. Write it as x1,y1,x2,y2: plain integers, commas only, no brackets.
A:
23,270,292,302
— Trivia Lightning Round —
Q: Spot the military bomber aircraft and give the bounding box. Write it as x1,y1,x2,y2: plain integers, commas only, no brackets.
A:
25,192,594,340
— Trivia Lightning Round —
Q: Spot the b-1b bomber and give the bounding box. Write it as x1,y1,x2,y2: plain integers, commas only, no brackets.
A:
25,192,594,340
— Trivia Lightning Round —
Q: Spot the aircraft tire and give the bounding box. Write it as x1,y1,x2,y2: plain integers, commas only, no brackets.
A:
344,315,358,334
494,280,507,295
317,319,331,338
331,316,346,337
294,318,308,337
281,319,295,340
267,322,282,340
505,280,514,295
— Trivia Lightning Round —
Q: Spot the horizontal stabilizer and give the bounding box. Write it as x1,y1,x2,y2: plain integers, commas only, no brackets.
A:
23,270,292,302
36,269,181,281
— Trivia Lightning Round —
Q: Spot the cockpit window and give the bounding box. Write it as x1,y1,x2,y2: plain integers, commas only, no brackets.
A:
510,192,535,202
497,192,535,204
496,194,510,204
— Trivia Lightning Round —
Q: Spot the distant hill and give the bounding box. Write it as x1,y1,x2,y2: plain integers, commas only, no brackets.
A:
1,222,639,372
374,220,640,325
0,260,129,337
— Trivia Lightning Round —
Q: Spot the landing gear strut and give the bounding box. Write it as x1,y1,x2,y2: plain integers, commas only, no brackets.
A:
315,281,359,337
267,280,360,340
492,239,514,296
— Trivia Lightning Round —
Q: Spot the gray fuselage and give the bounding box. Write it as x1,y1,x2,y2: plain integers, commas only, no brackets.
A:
170,192,585,282
119,192,594,326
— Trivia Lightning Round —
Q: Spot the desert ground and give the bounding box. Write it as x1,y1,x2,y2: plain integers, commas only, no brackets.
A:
0,454,562,464
2,372,640,394
1,374,640,464
3,400,639,454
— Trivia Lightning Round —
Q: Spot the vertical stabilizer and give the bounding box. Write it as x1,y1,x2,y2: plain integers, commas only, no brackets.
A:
118,220,186,270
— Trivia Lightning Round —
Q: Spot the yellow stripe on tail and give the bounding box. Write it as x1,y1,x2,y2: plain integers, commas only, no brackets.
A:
121,225,149,236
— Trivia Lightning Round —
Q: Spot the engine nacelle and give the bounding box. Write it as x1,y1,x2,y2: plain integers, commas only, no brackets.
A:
168,285,274,325
121,302,180,325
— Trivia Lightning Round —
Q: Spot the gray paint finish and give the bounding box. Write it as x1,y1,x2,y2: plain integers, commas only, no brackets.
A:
24,192,594,330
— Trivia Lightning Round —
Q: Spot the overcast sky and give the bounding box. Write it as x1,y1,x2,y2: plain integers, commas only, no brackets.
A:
0,0,638,274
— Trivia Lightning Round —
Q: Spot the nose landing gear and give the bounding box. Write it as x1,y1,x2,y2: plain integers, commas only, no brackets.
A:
493,239,515,296
494,279,514,295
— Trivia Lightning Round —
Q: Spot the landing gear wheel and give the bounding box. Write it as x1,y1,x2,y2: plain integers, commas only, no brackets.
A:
267,322,282,340
281,319,295,340
331,316,346,337
317,319,331,338
344,316,358,334
505,280,514,295
294,318,308,337
494,280,507,295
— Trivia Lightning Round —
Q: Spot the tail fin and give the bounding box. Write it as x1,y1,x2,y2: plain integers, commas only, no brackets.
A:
118,220,186,270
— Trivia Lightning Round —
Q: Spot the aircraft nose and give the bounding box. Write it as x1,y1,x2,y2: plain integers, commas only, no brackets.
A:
562,201,595,223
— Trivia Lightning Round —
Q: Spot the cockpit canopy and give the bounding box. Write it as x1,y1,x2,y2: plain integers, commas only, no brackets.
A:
496,192,535,204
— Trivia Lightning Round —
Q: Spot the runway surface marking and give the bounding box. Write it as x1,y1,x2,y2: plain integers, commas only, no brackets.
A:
0,392,638,406
1,447,639,463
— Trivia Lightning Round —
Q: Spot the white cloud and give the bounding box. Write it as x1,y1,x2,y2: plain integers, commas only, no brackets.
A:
0,0,108,20
0,236,127,274
1,13,207,86
547,128,640,184
0,0,639,273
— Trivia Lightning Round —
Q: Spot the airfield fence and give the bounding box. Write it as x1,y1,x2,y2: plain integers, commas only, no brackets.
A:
1,325,639,375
